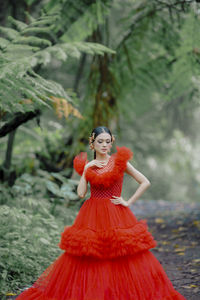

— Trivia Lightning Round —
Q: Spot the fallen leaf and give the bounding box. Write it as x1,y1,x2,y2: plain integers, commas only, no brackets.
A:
193,220,200,228
192,258,200,263
191,241,198,246
177,226,186,231
190,284,198,288
161,241,171,245
171,229,179,233
155,218,165,223
161,224,166,228
190,269,197,272
174,247,186,252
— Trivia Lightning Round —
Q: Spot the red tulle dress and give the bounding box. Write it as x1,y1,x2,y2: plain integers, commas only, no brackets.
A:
16,146,187,300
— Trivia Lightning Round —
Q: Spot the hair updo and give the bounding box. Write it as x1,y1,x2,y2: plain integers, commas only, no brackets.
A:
88,126,115,159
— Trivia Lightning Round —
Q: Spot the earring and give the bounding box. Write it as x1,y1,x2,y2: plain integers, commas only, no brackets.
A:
90,144,95,151
111,135,115,143
88,133,95,150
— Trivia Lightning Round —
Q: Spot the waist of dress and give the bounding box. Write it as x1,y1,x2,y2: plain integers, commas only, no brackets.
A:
88,195,121,201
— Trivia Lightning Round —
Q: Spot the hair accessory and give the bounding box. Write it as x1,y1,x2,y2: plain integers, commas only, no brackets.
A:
88,132,95,150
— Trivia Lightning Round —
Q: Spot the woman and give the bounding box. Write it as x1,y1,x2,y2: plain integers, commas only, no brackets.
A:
16,126,187,299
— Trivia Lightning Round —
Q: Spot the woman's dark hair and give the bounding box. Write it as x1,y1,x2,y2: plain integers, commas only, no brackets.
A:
89,126,113,159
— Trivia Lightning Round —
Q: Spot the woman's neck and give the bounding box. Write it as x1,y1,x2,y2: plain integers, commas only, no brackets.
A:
95,153,110,161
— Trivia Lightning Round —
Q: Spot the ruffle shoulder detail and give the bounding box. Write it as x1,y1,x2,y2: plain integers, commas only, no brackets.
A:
73,152,88,176
85,146,133,187
115,146,133,172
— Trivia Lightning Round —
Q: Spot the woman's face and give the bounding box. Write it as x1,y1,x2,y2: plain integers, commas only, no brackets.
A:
93,132,112,155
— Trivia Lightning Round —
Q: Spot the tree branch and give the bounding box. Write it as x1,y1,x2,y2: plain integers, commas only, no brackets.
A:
0,110,41,138
117,0,194,50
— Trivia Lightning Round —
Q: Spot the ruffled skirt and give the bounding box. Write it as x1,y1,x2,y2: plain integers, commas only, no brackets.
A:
16,197,187,299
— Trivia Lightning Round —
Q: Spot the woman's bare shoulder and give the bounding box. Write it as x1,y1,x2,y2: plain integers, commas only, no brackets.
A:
85,159,95,167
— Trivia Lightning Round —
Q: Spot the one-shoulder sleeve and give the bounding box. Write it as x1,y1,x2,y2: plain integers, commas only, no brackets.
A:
115,146,133,172
73,152,88,176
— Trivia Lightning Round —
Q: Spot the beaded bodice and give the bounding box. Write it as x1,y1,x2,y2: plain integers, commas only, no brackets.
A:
86,155,123,199
90,176,123,199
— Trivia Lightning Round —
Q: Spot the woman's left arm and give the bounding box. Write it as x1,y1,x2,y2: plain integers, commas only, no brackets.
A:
110,161,151,207
125,162,151,206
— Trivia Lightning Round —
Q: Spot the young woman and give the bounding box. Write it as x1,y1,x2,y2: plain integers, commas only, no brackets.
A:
16,126,187,299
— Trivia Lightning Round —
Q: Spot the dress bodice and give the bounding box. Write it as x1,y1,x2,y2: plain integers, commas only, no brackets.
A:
73,146,133,193
90,176,123,199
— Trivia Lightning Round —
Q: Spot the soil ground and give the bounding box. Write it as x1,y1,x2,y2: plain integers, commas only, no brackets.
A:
132,199,200,300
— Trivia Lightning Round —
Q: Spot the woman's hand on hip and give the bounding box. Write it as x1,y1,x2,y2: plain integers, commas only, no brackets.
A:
110,196,129,207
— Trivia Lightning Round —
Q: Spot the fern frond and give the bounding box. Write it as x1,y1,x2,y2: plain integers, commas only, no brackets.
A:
61,1,111,42
0,26,20,40
0,10,115,114
8,16,28,31
13,36,52,47
21,25,55,35
0,37,10,49
167,11,200,101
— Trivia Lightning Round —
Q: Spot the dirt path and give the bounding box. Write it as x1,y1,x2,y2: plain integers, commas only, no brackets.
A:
131,199,200,300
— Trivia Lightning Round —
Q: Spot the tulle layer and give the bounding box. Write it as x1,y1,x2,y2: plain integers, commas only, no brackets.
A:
58,219,157,259
58,196,157,259
16,250,186,300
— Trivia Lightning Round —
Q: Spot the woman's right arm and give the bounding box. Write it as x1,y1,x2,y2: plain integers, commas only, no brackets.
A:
77,160,106,198
77,164,89,198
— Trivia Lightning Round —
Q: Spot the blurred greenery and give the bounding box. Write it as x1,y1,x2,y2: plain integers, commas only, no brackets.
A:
0,168,85,294
0,0,200,296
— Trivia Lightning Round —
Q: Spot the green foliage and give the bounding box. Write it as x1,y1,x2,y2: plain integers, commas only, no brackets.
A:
102,1,200,141
167,11,200,102
0,170,80,294
60,0,111,42
32,126,73,173
0,10,115,114
46,177,78,200
0,203,61,294
10,170,80,211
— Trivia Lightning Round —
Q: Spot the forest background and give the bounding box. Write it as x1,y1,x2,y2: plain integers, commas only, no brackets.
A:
0,0,200,297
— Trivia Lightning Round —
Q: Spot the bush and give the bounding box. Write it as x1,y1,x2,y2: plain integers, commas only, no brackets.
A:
0,204,62,295
0,172,80,296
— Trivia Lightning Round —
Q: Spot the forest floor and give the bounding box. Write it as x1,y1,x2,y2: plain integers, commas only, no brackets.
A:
132,199,200,300
5,200,200,300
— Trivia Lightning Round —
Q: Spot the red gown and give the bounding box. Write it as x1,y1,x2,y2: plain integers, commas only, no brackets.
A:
16,146,187,300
